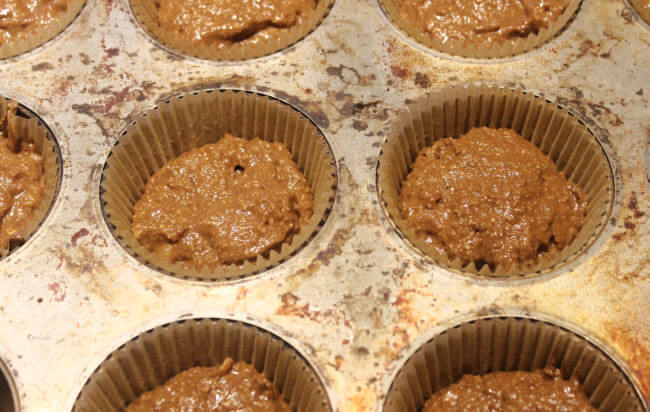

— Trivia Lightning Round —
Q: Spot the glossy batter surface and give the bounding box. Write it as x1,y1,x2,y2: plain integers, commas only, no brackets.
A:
126,358,291,412
422,368,595,411
399,127,586,269
0,0,73,45
132,134,313,268
157,0,316,48
0,104,45,250
399,0,569,46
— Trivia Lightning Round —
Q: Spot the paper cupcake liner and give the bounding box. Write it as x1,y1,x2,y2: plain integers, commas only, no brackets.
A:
630,0,650,24
100,89,337,281
0,97,62,259
0,0,86,59
130,0,334,61
73,318,332,412
384,316,645,412
0,357,18,412
377,83,614,278
378,0,580,58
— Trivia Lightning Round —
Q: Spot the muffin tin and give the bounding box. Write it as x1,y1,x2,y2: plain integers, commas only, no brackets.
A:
0,0,647,410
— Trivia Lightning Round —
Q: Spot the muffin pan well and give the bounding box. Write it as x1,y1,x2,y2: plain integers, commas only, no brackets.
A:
100,89,337,281
384,316,644,411
0,98,62,260
0,0,647,410
0,358,17,412
377,84,614,278
74,318,331,411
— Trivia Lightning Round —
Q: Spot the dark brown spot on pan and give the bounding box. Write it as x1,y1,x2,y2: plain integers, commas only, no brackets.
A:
325,64,361,85
628,192,645,218
390,65,409,78
31,62,53,71
414,72,431,89
353,120,368,131
71,228,90,246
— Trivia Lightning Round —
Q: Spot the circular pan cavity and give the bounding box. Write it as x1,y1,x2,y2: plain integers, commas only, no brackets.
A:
129,0,335,61
0,97,63,260
73,318,333,412
0,358,18,412
100,88,337,282
0,0,86,59
377,83,615,279
377,0,581,59
384,315,646,412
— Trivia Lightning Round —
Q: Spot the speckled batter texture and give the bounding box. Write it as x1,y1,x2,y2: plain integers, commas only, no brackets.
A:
156,0,316,49
422,368,595,411
0,103,45,250
132,134,313,269
398,0,569,46
125,358,291,412
399,127,586,269
0,0,74,45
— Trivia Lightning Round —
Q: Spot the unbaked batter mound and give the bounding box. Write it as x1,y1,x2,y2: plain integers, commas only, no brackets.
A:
156,0,316,49
126,358,291,412
0,0,74,46
0,103,45,250
132,134,313,269
399,127,586,269
423,368,595,411
399,0,569,46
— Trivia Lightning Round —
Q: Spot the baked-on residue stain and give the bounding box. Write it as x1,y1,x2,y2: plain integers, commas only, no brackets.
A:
71,228,90,246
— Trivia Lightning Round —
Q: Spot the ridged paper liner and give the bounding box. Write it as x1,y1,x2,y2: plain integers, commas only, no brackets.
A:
73,318,332,411
384,316,645,412
0,0,86,59
377,84,614,277
130,0,334,61
100,89,337,281
0,97,61,259
378,0,580,58
630,0,650,24
0,357,18,412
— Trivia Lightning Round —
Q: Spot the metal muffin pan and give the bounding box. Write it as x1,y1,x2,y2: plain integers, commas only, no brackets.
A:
0,0,647,410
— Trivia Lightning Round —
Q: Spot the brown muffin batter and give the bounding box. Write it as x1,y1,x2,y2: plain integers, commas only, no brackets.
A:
126,358,291,412
132,134,313,269
636,0,650,23
0,103,45,250
0,0,74,46
422,368,595,411
399,127,586,269
156,0,316,49
399,0,569,46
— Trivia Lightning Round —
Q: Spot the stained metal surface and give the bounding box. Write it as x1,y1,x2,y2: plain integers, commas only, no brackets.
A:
0,0,647,410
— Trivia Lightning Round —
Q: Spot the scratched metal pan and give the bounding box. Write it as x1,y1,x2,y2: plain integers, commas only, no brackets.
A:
0,0,646,411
